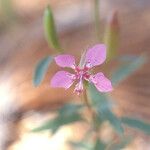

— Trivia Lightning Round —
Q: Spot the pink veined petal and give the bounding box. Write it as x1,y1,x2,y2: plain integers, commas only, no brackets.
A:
85,44,106,68
55,54,75,68
91,72,113,92
50,71,74,89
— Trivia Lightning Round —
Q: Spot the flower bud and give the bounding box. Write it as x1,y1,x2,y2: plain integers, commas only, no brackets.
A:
104,11,120,62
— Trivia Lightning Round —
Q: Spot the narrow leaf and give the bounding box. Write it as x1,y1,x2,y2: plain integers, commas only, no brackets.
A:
70,141,93,150
58,103,83,116
121,117,150,135
94,139,106,150
108,137,132,150
111,55,146,86
31,118,58,132
32,112,83,134
88,84,124,135
100,110,124,135
44,6,62,52
33,55,53,86
88,84,112,110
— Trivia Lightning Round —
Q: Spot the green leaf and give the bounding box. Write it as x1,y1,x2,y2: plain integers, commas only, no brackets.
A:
111,55,146,86
88,84,124,135
101,110,124,135
70,141,93,150
31,117,58,133
32,103,84,134
88,84,112,110
44,6,62,52
58,103,83,116
121,117,150,135
108,137,132,150
33,55,53,86
94,139,106,150
54,113,83,133
32,112,83,134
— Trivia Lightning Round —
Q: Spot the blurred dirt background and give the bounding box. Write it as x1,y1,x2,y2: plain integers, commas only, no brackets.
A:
0,0,150,150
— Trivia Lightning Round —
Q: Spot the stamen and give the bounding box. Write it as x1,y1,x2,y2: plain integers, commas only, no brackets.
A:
74,78,83,95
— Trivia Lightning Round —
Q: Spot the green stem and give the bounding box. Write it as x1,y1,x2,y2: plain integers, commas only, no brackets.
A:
94,0,101,42
82,89,99,137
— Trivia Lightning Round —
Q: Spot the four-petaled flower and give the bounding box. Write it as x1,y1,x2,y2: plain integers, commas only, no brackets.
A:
50,44,113,95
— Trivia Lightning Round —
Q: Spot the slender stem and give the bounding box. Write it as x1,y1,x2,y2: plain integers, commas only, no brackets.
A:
83,89,92,113
82,89,99,137
94,0,101,41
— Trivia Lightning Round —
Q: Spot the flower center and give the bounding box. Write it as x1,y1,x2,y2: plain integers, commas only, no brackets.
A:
74,66,90,81
73,65,91,95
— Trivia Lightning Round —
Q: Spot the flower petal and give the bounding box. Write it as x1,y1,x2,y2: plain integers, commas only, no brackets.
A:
85,44,106,67
50,71,74,89
91,72,113,92
55,54,75,68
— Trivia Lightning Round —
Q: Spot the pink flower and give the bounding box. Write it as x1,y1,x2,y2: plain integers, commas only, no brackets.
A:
50,44,113,95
